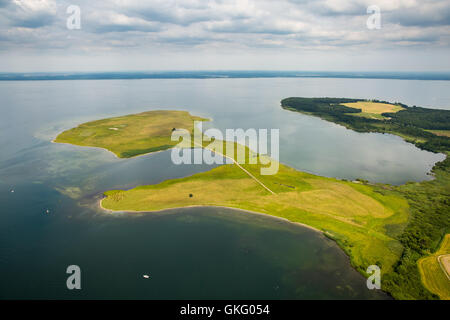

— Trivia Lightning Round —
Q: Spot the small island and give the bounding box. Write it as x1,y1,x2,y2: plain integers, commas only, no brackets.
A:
54,110,208,158
54,102,450,300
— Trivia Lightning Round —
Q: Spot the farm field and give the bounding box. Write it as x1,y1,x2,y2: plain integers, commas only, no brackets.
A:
341,101,404,120
426,130,450,137
418,234,450,300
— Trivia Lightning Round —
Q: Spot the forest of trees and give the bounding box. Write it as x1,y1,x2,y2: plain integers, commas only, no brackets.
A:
281,97,450,153
384,106,450,130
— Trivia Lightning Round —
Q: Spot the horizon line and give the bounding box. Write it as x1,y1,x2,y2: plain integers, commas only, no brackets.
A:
1,70,450,81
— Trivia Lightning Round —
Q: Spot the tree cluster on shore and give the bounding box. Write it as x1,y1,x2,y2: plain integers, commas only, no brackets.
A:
282,97,450,299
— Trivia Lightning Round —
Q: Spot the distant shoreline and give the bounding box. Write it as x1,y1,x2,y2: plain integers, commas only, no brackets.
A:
2,70,450,81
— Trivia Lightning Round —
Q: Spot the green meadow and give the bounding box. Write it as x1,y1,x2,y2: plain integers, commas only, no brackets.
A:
54,110,208,158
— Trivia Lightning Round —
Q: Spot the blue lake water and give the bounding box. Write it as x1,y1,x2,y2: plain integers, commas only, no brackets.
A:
0,77,449,299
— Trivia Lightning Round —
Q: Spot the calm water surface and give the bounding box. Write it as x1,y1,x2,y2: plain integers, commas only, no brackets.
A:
1,78,449,299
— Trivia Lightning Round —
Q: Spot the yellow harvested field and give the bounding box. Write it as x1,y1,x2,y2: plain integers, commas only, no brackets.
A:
292,179,392,218
418,234,450,300
440,255,450,278
342,101,404,114
426,130,450,138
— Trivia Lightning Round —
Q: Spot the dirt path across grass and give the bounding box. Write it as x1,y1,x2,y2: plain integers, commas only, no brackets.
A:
193,141,275,195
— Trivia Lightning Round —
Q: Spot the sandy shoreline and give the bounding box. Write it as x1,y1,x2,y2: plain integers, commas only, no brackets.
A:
98,197,324,235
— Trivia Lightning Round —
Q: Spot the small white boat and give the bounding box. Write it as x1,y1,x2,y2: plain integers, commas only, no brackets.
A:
46,209,50,214
143,274,150,279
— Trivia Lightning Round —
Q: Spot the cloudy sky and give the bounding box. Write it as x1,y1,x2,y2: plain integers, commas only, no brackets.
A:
0,0,449,72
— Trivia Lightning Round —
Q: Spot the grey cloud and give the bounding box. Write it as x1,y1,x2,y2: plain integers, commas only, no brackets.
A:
386,6,450,27
122,1,219,26
0,0,10,8
207,21,301,35
308,3,367,17
11,11,55,28
118,0,253,26
2,0,57,29
90,18,164,33
157,35,222,46
92,24,161,33
129,7,213,26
